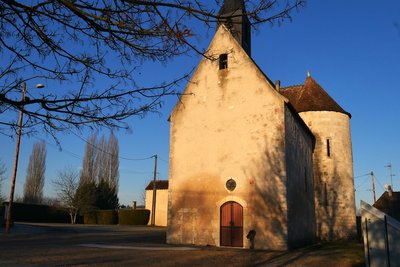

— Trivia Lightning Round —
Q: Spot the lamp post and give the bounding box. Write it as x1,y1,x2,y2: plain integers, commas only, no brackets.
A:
4,82,44,233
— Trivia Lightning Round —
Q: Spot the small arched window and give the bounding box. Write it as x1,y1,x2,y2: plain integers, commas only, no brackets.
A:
219,54,228,70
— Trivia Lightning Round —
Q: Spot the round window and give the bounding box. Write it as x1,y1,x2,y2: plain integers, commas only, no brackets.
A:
226,178,236,191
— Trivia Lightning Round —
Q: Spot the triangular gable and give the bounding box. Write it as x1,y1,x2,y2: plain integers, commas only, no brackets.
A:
170,24,286,121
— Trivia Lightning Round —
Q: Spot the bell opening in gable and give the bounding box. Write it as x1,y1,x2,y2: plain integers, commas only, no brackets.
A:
219,54,228,70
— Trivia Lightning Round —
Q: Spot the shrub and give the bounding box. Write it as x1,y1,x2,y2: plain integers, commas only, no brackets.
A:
118,209,150,225
1,202,70,223
96,210,118,225
83,210,118,225
83,212,97,224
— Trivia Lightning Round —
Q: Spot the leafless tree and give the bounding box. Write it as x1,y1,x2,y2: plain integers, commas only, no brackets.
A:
81,132,119,191
23,141,46,204
108,132,119,192
95,135,109,183
53,166,80,224
79,132,119,209
140,190,147,207
0,0,305,139
80,134,97,184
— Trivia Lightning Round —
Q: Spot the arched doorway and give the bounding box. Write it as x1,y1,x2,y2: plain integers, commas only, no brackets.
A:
220,201,243,247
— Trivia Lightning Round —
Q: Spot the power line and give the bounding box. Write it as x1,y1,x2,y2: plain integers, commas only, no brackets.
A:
373,174,386,191
354,173,370,179
158,156,169,164
69,131,154,161
356,175,370,189
33,133,155,164
31,136,82,160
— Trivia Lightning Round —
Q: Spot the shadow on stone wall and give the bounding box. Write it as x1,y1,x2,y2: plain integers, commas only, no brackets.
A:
167,176,210,245
314,157,355,241
242,137,288,250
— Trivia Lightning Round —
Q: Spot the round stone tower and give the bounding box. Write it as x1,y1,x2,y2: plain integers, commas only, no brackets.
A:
280,74,356,241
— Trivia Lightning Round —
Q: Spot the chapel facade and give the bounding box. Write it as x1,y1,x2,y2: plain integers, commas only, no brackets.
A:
166,0,356,250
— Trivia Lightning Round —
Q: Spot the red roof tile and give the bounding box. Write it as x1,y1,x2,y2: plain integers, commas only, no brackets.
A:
279,76,351,118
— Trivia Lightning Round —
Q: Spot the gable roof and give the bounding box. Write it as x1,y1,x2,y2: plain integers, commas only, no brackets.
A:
170,24,280,120
374,191,400,221
145,180,169,190
279,76,351,118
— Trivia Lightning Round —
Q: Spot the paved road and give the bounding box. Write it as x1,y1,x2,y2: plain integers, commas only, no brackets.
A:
0,223,364,266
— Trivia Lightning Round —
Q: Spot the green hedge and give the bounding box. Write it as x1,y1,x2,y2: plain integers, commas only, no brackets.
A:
96,210,118,225
83,212,98,224
2,202,70,223
83,210,118,225
118,209,150,225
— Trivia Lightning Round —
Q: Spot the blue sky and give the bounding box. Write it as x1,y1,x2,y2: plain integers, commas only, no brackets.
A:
1,0,400,208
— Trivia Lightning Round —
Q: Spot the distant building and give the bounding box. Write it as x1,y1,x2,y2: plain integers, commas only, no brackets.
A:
166,0,356,250
374,186,400,221
145,180,169,226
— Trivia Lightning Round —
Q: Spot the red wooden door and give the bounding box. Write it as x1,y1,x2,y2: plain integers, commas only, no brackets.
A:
220,201,243,247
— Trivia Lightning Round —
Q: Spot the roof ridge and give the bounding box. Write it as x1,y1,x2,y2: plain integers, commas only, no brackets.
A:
145,180,169,190
280,84,303,90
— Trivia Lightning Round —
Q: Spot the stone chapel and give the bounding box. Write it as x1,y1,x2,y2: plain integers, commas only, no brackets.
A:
166,0,356,250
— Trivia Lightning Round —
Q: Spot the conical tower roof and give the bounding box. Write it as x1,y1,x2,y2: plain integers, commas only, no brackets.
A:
280,75,351,117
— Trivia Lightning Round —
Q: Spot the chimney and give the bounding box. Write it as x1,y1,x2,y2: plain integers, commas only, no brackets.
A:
132,201,137,210
388,185,393,197
275,80,281,91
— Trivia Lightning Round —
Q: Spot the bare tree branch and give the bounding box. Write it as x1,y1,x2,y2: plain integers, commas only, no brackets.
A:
0,0,305,138
53,166,80,224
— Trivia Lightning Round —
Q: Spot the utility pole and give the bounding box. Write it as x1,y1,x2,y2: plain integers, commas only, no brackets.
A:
150,154,158,226
385,163,395,191
5,82,26,233
371,171,376,204
4,82,44,233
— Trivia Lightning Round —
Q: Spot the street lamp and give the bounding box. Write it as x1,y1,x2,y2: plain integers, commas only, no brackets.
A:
4,81,45,233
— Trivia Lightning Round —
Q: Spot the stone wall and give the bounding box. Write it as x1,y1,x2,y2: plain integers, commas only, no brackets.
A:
300,111,356,240
167,25,289,250
284,105,316,248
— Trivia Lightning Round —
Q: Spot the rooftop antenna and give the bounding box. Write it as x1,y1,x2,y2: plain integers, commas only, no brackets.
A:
384,163,395,191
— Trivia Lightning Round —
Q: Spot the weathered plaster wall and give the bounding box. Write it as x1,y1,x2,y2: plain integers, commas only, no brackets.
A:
300,111,356,240
167,26,289,250
284,105,316,248
145,189,168,226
